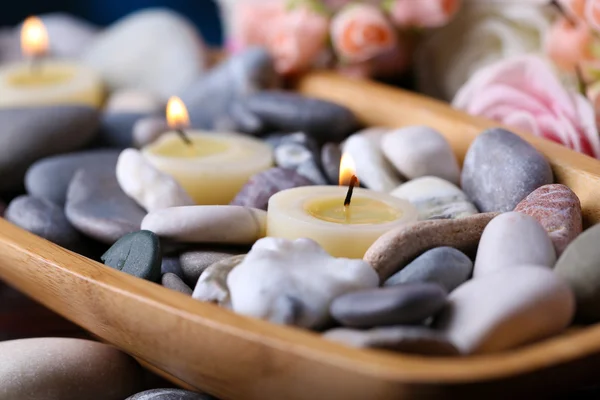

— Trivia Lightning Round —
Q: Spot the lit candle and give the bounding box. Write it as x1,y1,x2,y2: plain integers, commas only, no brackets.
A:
142,97,274,205
0,16,104,109
267,154,418,259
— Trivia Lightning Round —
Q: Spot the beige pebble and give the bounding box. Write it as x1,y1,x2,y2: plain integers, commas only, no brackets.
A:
0,338,142,400
364,212,498,281
105,89,164,114
434,265,574,354
141,205,266,245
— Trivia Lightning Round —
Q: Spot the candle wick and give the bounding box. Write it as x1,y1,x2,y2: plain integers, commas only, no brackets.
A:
343,175,358,208
176,128,192,146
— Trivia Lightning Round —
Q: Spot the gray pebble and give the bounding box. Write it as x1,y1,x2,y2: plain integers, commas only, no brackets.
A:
230,167,314,210
0,106,99,192
25,149,120,206
65,168,146,244
331,283,447,328
229,91,360,143
192,254,246,308
161,256,184,277
180,246,247,286
126,388,210,399
5,195,83,250
132,116,168,148
321,143,342,184
461,128,553,212
98,112,152,148
323,326,459,356
101,230,161,282
384,247,473,292
270,132,327,184
180,47,279,129
162,273,193,295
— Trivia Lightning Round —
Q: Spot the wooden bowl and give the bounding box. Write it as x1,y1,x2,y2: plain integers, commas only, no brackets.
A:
1,72,600,399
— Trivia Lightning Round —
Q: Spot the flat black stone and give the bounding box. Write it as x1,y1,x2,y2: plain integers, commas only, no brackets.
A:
101,230,161,282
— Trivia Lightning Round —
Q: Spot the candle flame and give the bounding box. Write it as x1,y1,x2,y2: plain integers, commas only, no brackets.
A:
21,16,48,57
166,96,190,129
339,153,358,186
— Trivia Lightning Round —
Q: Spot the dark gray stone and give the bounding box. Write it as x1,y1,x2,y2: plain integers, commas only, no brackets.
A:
323,326,459,356
161,256,184,277
461,128,553,212
330,283,447,328
126,388,211,400
102,230,161,282
25,149,120,206
98,112,151,148
65,168,146,244
230,167,315,211
228,91,359,143
0,106,99,192
180,47,279,129
162,272,193,295
5,195,83,250
321,142,342,184
180,245,247,286
384,247,473,292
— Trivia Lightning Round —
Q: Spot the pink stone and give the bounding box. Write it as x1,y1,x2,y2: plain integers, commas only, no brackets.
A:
514,184,582,256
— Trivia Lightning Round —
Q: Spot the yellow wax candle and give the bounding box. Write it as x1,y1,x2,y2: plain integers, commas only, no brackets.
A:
267,186,418,259
143,131,273,205
0,17,104,109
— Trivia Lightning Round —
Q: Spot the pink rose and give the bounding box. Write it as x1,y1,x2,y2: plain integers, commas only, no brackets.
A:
387,0,461,28
545,18,595,71
453,55,600,158
557,0,587,20
330,4,397,63
585,0,600,32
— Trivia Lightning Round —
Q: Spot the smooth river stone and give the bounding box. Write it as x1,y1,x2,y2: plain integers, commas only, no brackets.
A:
342,128,403,192
229,91,360,143
228,238,378,328
192,254,246,308
25,150,120,206
105,89,164,115
514,184,582,256
132,117,168,148
162,272,193,295
66,169,146,244
474,212,556,278
180,47,279,129
434,265,574,354
381,126,460,184
0,106,99,192
83,9,206,98
230,167,314,211
390,176,478,220
161,256,184,278
555,223,600,322
142,206,266,245
5,196,82,251
38,13,99,58
321,142,342,184
384,247,473,292
271,132,327,185
97,112,150,148
180,246,248,286
365,212,498,281
101,230,161,282
461,128,553,213
330,283,447,328
0,338,143,400
116,149,194,212
323,326,459,356
126,389,210,400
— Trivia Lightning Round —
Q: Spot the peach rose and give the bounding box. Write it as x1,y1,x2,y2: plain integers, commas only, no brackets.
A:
546,18,596,71
387,0,461,28
330,4,396,63
453,55,600,158
557,0,587,20
585,0,600,32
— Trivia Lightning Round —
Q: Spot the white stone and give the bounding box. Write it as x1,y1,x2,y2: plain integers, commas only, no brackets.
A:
82,9,206,99
132,117,168,148
227,237,379,328
342,128,402,192
474,212,556,277
381,126,460,184
434,265,574,354
116,149,194,212
105,89,164,114
141,205,266,244
391,176,478,220
192,254,245,308
40,13,99,58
